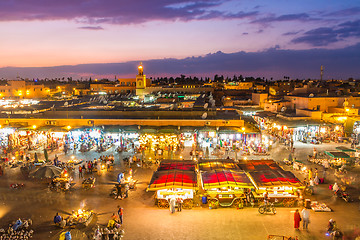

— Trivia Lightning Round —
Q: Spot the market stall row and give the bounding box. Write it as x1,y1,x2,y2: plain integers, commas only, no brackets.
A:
147,159,305,209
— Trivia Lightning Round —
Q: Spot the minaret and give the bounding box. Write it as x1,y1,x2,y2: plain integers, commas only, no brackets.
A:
136,62,147,96
320,65,324,81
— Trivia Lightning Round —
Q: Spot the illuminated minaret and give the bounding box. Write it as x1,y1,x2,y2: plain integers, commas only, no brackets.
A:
136,62,147,96
320,65,324,80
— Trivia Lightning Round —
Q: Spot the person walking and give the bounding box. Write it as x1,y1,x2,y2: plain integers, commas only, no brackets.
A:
79,165,83,178
294,209,301,230
177,198,183,212
301,207,310,230
169,197,176,214
117,205,123,225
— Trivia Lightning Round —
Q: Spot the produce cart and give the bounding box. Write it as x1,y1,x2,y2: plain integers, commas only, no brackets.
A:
201,169,254,207
324,151,350,168
52,176,75,192
82,177,95,189
146,169,198,209
310,201,332,212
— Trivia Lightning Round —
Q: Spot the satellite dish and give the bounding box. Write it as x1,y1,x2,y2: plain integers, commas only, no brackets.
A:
204,103,208,109
64,101,68,107
281,107,287,112
202,94,205,98
309,93,314,97
202,112,208,119
103,101,108,104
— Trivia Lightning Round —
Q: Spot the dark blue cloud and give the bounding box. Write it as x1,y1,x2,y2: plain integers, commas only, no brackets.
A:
1,43,359,80
292,19,360,46
325,7,360,17
252,13,314,24
0,0,257,24
282,30,302,36
78,26,104,30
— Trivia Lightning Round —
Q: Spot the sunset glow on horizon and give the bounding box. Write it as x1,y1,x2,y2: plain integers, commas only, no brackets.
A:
0,0,359,79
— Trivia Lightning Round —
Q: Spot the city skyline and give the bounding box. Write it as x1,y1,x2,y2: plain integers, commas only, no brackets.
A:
0,0,359,79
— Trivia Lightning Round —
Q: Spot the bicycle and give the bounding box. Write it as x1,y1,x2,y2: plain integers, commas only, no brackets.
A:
258,202,276,214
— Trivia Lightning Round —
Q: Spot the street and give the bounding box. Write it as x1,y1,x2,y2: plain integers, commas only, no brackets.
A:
1,140,360,240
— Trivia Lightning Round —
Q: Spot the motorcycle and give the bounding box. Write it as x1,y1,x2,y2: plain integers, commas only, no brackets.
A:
335,189,351,202
258,202,276,214
10,183,25,189
326,220,343,239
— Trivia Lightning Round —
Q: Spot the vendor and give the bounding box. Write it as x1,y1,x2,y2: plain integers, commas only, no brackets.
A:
54,212,62,225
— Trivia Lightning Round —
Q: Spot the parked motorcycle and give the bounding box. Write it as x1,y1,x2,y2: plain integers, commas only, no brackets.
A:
335,188,351,202
258,202,276,214
10,183,25,189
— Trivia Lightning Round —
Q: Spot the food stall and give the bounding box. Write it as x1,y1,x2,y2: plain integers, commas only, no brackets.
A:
324,151,351,168
146,170,198,209
200,169,254,207
67,209,95,227
51,171,75,191
247,169,304,206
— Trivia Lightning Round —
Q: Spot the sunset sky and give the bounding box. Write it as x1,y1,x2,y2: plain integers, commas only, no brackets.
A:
0,0,359,79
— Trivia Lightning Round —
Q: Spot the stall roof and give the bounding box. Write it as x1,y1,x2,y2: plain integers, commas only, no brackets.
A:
201,170,254,189
237,160,282,172
335,146,356,152
157,160,196,172
248,170,303,188
324,151,350,158
147,170,197,191
198,159,239,171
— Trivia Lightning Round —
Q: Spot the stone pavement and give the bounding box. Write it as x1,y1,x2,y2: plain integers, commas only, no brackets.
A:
0,141,360,240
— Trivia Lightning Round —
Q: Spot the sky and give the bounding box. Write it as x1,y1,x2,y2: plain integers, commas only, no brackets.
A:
0,0,359,79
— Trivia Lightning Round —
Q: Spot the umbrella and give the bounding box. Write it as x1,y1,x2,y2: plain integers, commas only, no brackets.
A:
30,165,62,179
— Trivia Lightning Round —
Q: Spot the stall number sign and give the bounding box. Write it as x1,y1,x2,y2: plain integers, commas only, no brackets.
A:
219,194,233,198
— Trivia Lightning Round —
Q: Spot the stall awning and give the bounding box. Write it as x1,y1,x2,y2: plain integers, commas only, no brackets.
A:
121,125,139,133
335,146,356,152
157,160,196,171
248,170,303,188
198,159,239,171
157,126,179,134
237,160,282,172
201,170,254,189
139,127,158,134
103,125,121,133
147,170,197,191
324,151,350,158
